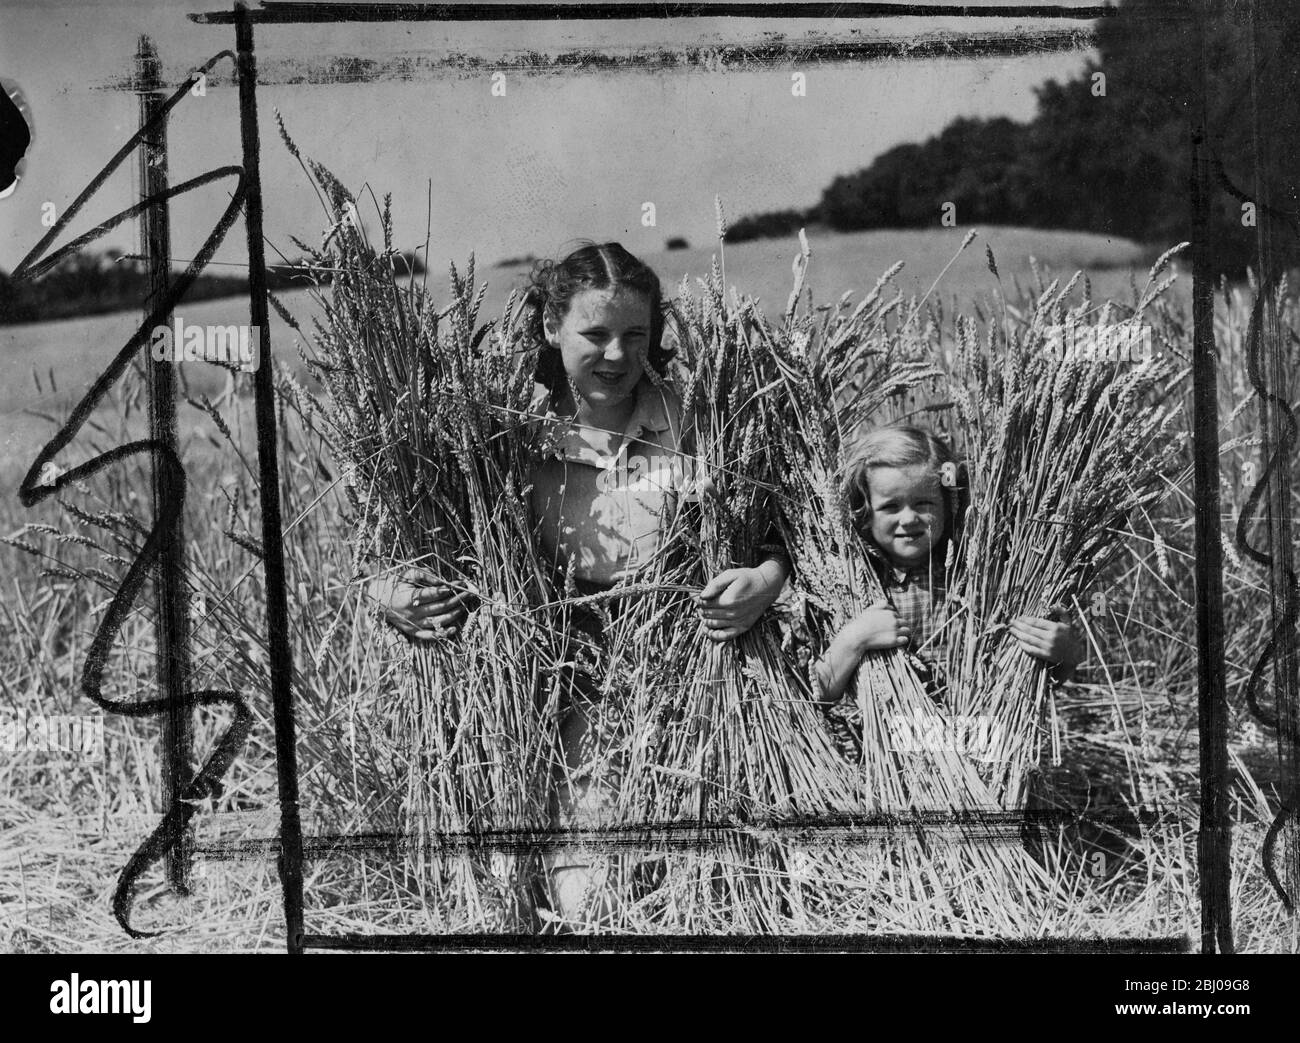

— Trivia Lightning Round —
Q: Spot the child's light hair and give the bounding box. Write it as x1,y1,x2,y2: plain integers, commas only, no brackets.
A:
841,424,962,542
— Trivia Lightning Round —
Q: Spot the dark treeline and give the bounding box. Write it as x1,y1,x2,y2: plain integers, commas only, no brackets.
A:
0,247,427,325
731,0,1299,277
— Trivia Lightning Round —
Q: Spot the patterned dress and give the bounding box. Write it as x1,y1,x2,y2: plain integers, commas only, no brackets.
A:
863,540,950,700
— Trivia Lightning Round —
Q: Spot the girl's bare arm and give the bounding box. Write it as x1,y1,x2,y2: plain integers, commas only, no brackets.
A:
812,604,910,702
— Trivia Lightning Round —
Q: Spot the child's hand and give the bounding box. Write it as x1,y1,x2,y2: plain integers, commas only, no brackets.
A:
812,601,910,702
1010,608,1084,676
372,568,479,642
698,564,784,642
847,601,912,652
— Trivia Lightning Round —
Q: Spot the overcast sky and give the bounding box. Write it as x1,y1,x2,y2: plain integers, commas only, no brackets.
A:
0,0,1097,273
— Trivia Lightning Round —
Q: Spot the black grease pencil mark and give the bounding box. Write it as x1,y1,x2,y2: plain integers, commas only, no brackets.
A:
1235,294,1300,751
12,49,254,939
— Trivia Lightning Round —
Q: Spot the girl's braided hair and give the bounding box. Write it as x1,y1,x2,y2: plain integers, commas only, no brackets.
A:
526,242,674,396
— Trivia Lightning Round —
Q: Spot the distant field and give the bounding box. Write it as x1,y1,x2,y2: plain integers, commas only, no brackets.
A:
0,225,1177,479
594,224,1169,318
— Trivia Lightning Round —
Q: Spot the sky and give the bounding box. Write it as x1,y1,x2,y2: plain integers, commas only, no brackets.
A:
0,0,1098,273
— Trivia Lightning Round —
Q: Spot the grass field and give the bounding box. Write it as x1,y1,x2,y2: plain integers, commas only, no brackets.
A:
1,224,1295,952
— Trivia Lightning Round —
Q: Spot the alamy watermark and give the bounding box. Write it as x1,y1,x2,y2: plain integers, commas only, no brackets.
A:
1,709,104,757
1043,322,1155,363
149,317,261,371
50,975,151,1023
887,710,1006,761
595,449,710,497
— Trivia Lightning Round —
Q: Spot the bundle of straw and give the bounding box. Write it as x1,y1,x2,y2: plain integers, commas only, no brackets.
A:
297,164,561,930
938,263,1187,808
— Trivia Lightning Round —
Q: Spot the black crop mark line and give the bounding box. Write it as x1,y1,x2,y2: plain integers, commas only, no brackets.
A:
1188,6,1233,954
13,49,254,939
102,29,1097,89
189,3,1123,27
188,803,1167,859
233,1,307,957
298,932,1188,953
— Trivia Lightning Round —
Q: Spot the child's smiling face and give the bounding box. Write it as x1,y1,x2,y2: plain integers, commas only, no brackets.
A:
864,464,948,569
544,287,649,410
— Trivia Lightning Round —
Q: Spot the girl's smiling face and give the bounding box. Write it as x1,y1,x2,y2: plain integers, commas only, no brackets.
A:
544,287,649,410
864,464,948,569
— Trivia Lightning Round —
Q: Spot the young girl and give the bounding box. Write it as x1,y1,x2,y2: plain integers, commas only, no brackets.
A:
813,424,1083,704
374,242,790,922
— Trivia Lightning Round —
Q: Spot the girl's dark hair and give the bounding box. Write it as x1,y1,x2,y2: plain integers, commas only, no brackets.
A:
527,242,673,396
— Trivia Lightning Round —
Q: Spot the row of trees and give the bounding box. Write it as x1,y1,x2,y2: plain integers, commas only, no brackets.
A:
731,0,1299,276
0,247,426,325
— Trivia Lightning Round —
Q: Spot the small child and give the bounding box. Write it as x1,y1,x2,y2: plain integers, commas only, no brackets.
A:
813,424,1083,704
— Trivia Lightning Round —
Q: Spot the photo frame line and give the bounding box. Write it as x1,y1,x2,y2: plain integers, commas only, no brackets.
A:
190,2,1122,28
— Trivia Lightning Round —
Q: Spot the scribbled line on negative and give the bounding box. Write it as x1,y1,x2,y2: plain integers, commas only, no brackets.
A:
299,933,1190,954
11,50,254,940
194,806,1164,860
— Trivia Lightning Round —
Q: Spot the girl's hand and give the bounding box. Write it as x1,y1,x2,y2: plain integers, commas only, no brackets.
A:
371,568,478,642
697,562,786,642
848,601,912,652
1010,609,1084,677
812,601,909,702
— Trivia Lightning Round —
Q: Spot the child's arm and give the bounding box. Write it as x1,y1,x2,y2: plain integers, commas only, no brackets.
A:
812,603,911,703
1010,608,1085,681
697,556,790,642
